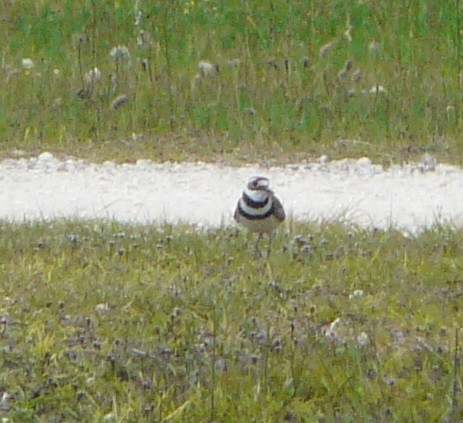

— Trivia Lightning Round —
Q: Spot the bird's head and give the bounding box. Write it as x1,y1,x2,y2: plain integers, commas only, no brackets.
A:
244,176,271,202
246,176,270,192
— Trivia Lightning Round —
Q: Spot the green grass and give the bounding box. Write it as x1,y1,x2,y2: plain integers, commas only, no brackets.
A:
1,220,463,421
2,0,463,164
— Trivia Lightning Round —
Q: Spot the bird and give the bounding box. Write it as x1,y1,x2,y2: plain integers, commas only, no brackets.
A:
234,176,286,256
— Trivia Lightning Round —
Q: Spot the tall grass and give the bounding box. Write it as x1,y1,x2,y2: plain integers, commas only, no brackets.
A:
1,0,462,163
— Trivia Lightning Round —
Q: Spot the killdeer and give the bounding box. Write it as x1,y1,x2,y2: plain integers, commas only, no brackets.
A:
234,176,285,256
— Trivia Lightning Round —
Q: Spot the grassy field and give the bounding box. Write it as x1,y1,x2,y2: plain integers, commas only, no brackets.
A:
3,1,463,421
2,0,463,165
0,221,463,421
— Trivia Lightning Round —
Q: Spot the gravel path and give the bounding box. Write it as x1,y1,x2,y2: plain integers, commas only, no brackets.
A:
1,152,462,231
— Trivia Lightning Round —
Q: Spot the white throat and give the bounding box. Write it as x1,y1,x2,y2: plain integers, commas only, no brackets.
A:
244,188,268,202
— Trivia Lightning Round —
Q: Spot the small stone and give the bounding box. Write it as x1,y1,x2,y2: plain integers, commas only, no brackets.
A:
38,152,54,162
317,155,330,165
103,412,116,422
95,303,110,313
349,289,364,299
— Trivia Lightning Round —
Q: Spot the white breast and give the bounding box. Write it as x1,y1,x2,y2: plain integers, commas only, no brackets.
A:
239,198,271,216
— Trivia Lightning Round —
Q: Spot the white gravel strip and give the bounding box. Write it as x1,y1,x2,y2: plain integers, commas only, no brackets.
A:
1,152,462,231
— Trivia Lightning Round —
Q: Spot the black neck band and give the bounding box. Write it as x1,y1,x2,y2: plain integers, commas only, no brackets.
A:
242,191,269,209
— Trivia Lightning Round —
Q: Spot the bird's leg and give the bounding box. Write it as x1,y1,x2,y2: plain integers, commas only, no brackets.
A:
266,235,273,258
254,233,263,258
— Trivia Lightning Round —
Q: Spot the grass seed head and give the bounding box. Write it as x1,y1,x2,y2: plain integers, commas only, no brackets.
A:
302,56,311,68
338,60,352,80
21,58,35,69
198,60,218,76
110,94,129,110
352,68,362,83
84,67,102,85
368,41,381,54
110,45,131,62
319,42,334,58
137,30,151,47
368,85,387,94
225,58,241,67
